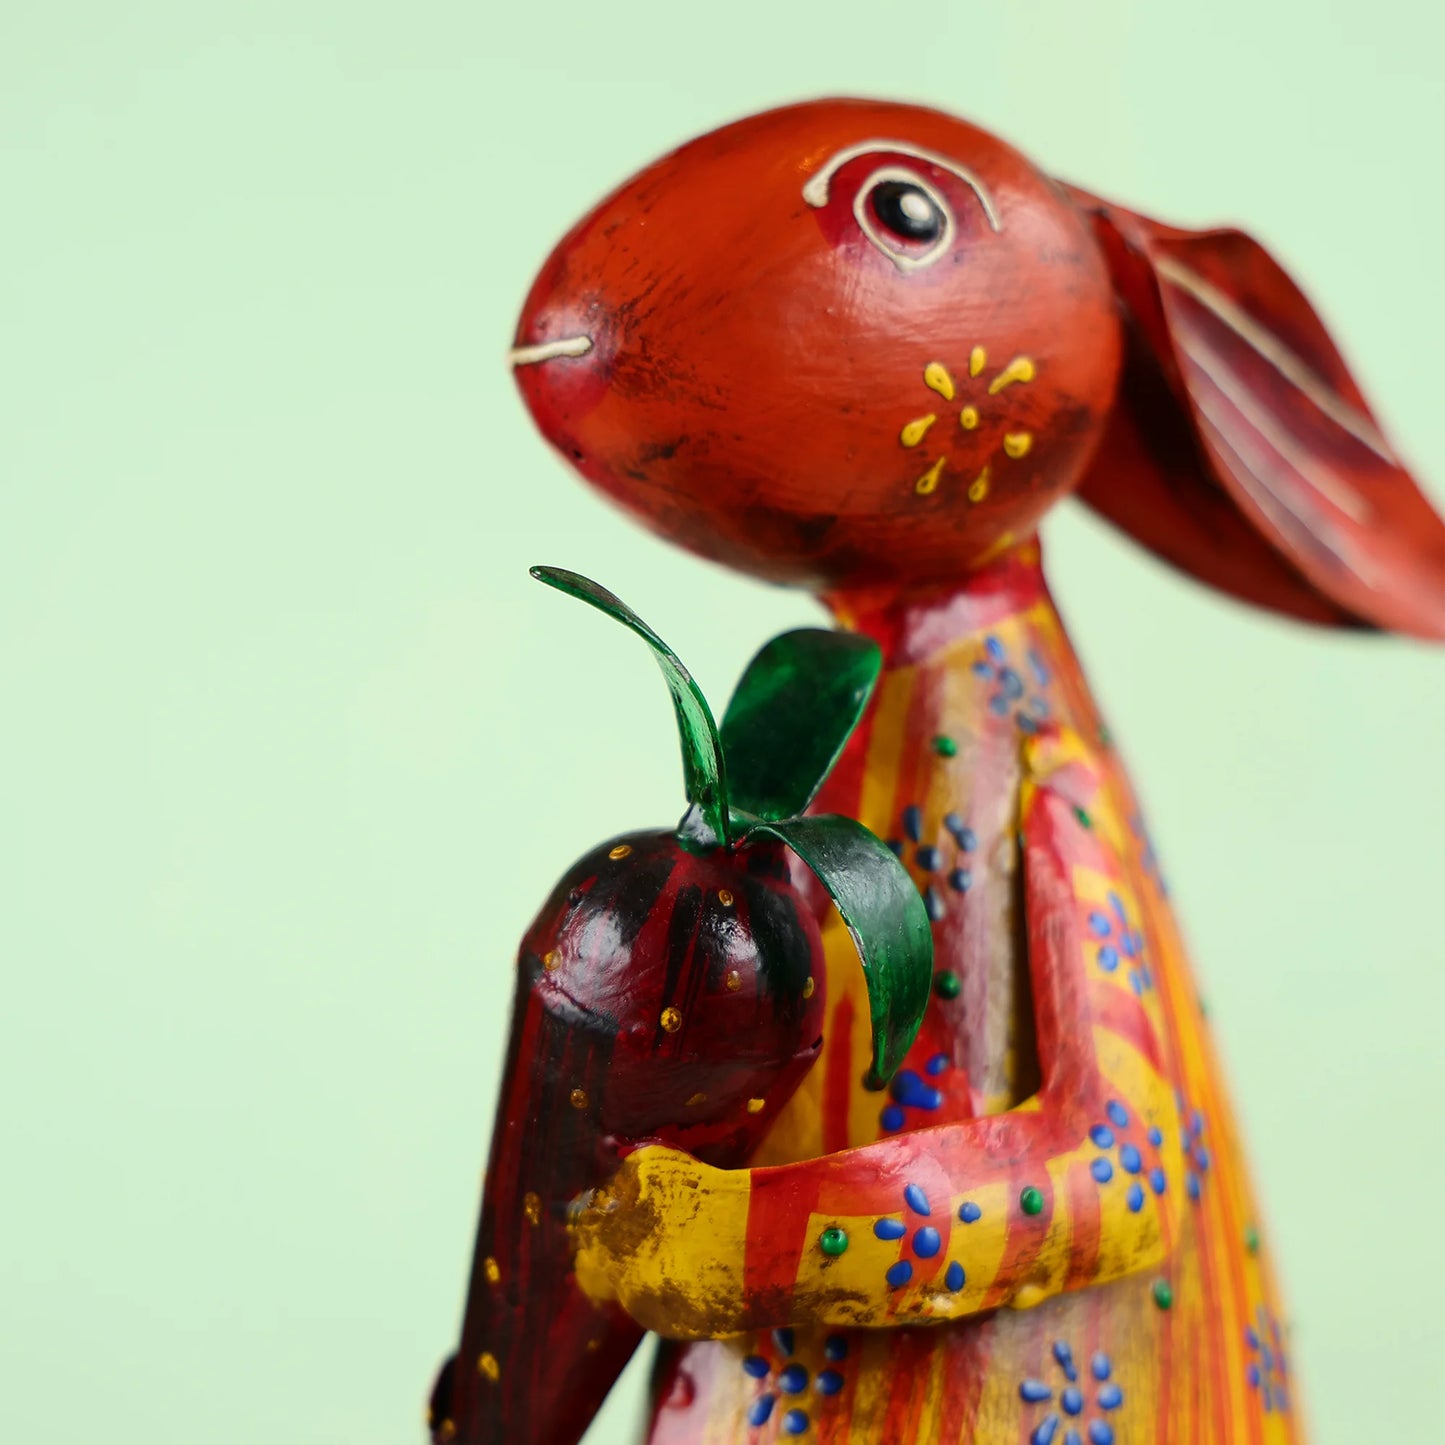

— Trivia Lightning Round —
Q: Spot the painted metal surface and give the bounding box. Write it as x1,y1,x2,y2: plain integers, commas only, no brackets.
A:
434,96,1444,1444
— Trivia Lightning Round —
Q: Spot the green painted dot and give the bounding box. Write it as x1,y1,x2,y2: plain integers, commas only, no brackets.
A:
1245,1226,1260,1255
932,734,958,758
1073,806,1092,830
1152,1278,1174,1310
819,1227,849,1257
933,970,962,1001
1019,1185,1044,1217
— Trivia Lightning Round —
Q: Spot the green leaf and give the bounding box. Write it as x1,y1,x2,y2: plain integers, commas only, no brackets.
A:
720,630,882,824
530,566,730,845
747,814,933,1086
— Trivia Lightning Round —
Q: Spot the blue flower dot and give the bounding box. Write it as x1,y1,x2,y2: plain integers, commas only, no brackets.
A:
1091,1353,1112,1382
1119,1143,1142,1174
1020,1379,1053,1403
816,1368,844,1396
1091,1157,1114,1183
747,1395,775,1426
1061,1385,1084,1415
1088,1422,1115,1445
1052,1342,1077,1380
824,1335,848,1362
880,1104,906,1132
904,1183,931,1216
1098,1383,1123,1410
913,1226,941,1258
1147,1127,1163,1147
782,1407,809,1435
1126,1182,1145,1212
773,1328,794,1355
742,1354,769,1378
886,1260,913,1288
873,1218,906,1241
891,1070,943,1111
926,1053,951,1075
778,1364,808,1394
945,1260,966,1291
1089,1124,1114,1148
959,1201,982,1223
1106,1101,1130,1128
1149,1168,1167,1195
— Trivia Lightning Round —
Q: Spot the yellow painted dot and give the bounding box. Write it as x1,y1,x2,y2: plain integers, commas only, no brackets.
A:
968,467,991,503
478,1351,500,1381
969,345,987,377
483,1255,500,1285
915,456,946,496
725,969,742,992
717,888,734,907
1003,431,1033,459
586,1338,601,1352
436,1421,457,1442
899,413,937,447
523,1192,541,1226
746,1097,766,1113
802,976,816,999
543,949,560,971
660,1006,682,1033
989,356,1036,394
569,1087,588,1110
608,843,632,860
959,405,979,430
685,1091,707,1107
923,361,956,401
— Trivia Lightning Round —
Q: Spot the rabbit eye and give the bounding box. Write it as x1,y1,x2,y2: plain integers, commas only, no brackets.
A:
854,167,954,270
869,181,945,243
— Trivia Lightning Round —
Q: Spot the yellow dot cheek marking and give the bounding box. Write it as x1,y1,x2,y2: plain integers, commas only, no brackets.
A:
989,356,1036,394
968,467,991,503
900,413,938,447
1003,431,1033,459
959,405,979,431
915,457,946,495
523,1192,542,1225
969,345,987,377
923,362,956,401
478,1352,500,1381
483,1256,501,1285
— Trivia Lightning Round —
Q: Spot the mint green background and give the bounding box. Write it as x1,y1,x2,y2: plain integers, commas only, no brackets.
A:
2,4,1441,1442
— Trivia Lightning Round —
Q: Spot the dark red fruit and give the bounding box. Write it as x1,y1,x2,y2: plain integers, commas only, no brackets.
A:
432,828,825,1445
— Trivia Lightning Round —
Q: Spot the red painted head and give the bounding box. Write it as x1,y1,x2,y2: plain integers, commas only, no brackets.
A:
511,98,1121,593
512,98,1445,632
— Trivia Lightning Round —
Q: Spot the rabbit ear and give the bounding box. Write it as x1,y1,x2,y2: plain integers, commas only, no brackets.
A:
1063,185,1444,639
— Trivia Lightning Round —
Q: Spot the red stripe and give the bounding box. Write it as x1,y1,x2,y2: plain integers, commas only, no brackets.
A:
822,993,856,1156
1062,1155,1102,1291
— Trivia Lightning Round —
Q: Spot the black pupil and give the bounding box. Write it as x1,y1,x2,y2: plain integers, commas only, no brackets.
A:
870,181,943,243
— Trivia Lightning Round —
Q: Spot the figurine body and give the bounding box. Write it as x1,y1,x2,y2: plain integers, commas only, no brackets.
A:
438,98,1443,1444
